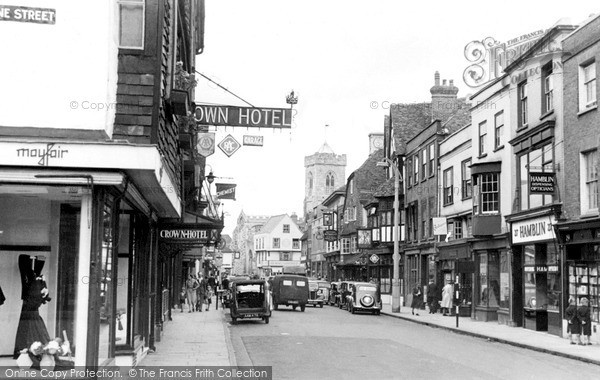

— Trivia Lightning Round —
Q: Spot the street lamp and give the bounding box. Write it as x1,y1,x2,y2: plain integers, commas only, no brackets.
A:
377,157,403,313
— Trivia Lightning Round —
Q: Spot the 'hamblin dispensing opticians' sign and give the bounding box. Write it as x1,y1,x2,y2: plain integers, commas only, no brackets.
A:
529,172,555,194
511,215,556,244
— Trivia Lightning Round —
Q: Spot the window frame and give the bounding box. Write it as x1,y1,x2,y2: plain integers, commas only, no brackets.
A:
542,63,554,114
118,0,146,50
581,149,599,214
580,61,597,111
273,238,281,249
428,144,435,178
494,111,504,150
421,149,428,180
461,159,472,200
478,120,487,157
283,224,290,233
480,173,500,214
518,81,528,128
414,154,420,184
443,167,454,206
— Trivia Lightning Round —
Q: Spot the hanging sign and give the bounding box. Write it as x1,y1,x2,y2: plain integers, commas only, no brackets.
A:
323,230,338,242
195,105,292,129
216,183,236,200
243,135,264,146
218,134,241,157
322,213,333,226
433,217,448,235
196,132,215,157
357,229,372,249
0,6,56,24
529,172,555,193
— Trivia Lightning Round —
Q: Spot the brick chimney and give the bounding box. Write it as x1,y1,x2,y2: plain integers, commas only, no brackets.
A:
430,71,459,123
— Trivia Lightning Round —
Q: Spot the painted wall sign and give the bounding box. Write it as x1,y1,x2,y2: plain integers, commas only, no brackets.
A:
0,5,56,24
511,215,556,244
16,143,69,166
218,134,241,157
529,172,555,193
196,132,215,157
243,135,264,146
216,183,236,200
195,105,292,129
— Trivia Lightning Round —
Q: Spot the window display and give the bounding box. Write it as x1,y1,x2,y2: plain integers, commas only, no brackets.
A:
568,263,600,323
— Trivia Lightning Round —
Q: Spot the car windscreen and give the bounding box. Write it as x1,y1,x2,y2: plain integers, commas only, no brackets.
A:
357,286,377,292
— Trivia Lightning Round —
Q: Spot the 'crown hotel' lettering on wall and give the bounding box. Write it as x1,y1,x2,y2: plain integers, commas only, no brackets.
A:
194,105,292,129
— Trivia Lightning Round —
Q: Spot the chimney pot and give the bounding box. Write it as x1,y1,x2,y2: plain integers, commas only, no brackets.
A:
449,79,454,86
434,71,440,86
443,79,447,86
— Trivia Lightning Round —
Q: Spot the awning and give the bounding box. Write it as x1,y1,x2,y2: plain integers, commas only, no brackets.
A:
0,140,181,217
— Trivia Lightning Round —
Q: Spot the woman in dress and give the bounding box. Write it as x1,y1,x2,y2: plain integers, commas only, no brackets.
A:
565,297,581,345
577,297,592,345
411,284,423,315
441,281,454,316
185,274,199,313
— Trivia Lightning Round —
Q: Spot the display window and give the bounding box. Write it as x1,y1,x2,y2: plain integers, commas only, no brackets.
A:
477,251,499,307
568,256,600,324
0,185,84,366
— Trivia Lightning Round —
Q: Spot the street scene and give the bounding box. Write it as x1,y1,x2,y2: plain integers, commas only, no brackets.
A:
1,1,600,380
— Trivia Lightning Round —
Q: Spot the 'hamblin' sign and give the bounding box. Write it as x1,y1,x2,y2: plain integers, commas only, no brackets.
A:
195,105,292,129
529,172,555,194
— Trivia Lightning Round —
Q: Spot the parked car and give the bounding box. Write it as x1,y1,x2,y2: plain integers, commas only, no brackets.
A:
271,275,309,311
329,281,341,306
345,282,382,315
229,279,271,324
307,280,330,307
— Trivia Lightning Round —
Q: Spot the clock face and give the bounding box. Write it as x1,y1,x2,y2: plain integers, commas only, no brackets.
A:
373,138,383,149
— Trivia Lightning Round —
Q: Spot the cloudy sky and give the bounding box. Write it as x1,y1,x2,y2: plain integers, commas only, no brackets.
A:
195,0,598,234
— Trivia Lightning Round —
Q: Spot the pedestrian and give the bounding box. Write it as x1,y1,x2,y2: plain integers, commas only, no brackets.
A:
411,284,423,316
185,274,199,313
578,297,592,345
565,297,581,345
198,276,209,311
427,281,439,314
179,287,186,313
441,280,453,316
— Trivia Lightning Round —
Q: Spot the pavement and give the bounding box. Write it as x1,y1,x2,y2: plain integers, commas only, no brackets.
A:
138,302,235,367
137,301,600,368
381,304,600,366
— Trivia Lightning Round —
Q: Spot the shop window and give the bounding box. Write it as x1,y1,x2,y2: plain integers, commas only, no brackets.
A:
478,251,499,307
118,0,145,49
581,149,598,214
546,244,560,312
499,251,510,309
408,255,419,295
98,196,117,366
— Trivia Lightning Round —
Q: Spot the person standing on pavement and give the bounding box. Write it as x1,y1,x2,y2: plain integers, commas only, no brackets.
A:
578,297,592,345
411,284,423,315
565,297,582,345
198,275,209,311
185,275,199,313
427,281,439,314
441,280,453,316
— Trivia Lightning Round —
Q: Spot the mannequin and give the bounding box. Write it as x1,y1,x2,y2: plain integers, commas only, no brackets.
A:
13,254,51,359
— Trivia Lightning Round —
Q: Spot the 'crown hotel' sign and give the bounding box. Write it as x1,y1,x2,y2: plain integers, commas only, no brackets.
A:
195,105,292,129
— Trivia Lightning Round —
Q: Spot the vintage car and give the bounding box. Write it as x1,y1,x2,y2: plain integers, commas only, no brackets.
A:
229,279,271,324
271,275,309,311
345,281,382,315
307,280,330,307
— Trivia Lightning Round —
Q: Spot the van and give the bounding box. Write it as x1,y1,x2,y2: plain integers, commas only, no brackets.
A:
270,275,309,311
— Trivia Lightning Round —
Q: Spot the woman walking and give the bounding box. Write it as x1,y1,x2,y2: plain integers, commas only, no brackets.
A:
565,297,581,345
185,274,199,313
441,281,453,316
411,284,423,316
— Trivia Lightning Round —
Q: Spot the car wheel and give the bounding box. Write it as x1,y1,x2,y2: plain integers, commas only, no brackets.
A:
320,304,323,308
375,310,381,315
301,305,305,312
231,317,237,324
350,304,355,314
264,316,269,324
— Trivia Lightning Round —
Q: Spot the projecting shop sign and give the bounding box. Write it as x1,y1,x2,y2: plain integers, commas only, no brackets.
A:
195,105,292,129
529,172,555,194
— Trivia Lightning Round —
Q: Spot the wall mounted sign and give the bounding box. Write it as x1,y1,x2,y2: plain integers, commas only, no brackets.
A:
216,183,236,200
432,217,448,235
323,230,338,242
196,132,215,157
369,254,380,264
243,135,263,146
529,172,555,194
322,213,333,226
357,229,372,249
0,5,56,24
195,105,292,129
511,215,556,244
15,143,69,166
158,228,218,243
218,134,241,157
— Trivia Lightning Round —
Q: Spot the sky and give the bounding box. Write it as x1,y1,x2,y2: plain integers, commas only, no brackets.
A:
196,0,598,235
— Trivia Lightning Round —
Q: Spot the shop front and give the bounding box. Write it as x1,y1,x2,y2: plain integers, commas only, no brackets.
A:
437,241,473,317
0,141,181,368
510,214,561,335
556,218,600,344
404,245,435,309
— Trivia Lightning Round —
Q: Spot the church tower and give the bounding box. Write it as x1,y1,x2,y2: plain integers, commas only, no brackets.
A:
303,142,347,218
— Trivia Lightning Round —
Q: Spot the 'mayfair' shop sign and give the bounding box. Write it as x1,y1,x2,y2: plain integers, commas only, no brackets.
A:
511,215,556,244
